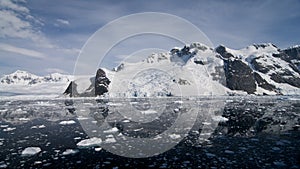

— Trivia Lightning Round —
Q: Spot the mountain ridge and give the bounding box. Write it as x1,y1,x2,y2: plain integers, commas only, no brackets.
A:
1,43,300,96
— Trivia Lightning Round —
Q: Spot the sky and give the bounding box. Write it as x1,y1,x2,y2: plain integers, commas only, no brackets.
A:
0,0,300,76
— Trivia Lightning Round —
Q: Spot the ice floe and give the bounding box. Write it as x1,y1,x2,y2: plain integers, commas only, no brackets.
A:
77,137,102,147
62,149,78,155
59,120,76,125
21,147,41,156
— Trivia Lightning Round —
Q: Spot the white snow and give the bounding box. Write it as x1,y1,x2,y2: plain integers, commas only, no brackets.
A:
62,149,78,155
212,115,229,122
18,118,30,121
108,43,228,97
103,127,119,133
31,125,46,129
0,164,7,168
140,110,157,115
105,135,117,143
122,119,130,123
95,147,102,151
3,127,16,132
59,120,76,125
169,134,181,139
77,137,102,147
0,70,72,98
21,147,41,156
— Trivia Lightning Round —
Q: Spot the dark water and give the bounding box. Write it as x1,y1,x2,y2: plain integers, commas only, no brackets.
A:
0,97,299,168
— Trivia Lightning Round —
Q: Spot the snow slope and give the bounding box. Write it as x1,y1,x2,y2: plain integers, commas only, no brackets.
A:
0,70,72,96
109,42,228,97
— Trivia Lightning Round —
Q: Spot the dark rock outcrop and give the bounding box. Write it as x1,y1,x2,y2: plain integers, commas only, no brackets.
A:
270,72,300,88
63,68,110,97
63,81,78,97
251,56,275,74
253,72,277,93
215,45,234,59
224,59,256,94
95,69,110,96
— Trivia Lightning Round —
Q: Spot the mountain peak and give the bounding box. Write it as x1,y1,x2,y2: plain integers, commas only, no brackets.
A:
0,70,70,85
251,43,278,50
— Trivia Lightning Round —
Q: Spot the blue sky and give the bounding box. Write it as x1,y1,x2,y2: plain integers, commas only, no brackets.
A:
0,0,300,76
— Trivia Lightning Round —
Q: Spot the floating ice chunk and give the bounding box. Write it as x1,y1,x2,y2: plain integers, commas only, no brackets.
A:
34,161,42,165
77,116,89,120
202,122,211,125
122,119,130,123
0,108,7,112
3,127,16,132
62,149,78,155
133,128,143,132
0,164,7,168
31,125,46,129
169,134,181,139
103,127,118,133
174,100,183,104
59,120,76,125
141,110,157,115
0,142,3,146
77,137,102,147
21,147,41,156
19,118,30,121
153,134,162,139
38,125,46,128
212,116,228,122
95,147,102,151
105,135,116,143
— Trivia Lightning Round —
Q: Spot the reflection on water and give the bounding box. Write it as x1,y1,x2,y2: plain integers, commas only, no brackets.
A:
0,97,299,168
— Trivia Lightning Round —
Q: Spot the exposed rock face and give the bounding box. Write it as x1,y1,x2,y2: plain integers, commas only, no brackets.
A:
224,59,256,94
63,81,78,97
215,44,300,95
253,72,276,92
215,45,234,59
270,72,300,88
95,69,111,96
63,68,110,97
251,56,276,74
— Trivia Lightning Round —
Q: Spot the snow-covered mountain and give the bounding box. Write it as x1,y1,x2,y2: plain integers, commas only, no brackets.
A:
106,42,300,96
108,42,227,97
215,43,300,95
0,70,72,96
0,70,71,85
2,42,300,97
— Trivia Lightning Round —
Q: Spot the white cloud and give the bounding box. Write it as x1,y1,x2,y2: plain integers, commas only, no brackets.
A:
0,10,35,39
0,43,47,59
0,0,56,50
0,0,43,42
56,18,70,25
0,0,29,13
